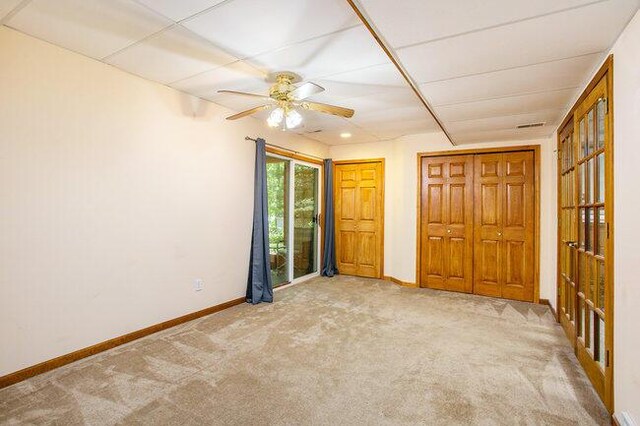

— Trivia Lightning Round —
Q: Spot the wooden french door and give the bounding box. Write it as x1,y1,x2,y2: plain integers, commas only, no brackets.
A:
419,155,474,292
473,152,535,302
334,160,384,278
557,66,613,411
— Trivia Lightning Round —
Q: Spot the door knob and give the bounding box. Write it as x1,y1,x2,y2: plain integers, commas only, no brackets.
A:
447,229,452,234
497,232,502,236
567,241,577,248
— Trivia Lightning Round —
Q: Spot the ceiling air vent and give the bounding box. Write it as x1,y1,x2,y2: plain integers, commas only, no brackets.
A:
516,122,545,129
305,129,323,134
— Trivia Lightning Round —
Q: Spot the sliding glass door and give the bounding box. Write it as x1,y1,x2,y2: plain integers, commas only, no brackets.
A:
266,155,321,286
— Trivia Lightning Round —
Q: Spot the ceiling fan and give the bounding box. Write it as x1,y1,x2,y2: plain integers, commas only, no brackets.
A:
218,72,354,130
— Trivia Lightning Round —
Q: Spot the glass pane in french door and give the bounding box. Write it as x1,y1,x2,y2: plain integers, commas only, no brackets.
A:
293,164,319,279
266,157,290,287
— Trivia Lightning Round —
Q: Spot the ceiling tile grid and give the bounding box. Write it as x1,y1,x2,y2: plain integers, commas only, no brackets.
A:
3,0,437,145
359,0,639,143
2,0,638,145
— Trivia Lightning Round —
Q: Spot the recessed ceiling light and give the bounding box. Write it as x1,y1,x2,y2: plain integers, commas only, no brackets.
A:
340,132,352,138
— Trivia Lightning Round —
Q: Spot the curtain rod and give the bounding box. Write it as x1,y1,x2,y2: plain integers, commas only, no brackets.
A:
245,136,325,161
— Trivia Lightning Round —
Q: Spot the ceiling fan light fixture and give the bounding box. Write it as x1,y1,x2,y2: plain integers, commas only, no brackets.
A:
285,109,302,129
267,107,284,127
340,132,352,138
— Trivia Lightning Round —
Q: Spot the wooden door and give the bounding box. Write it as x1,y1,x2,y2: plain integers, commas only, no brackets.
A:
571,74,612,409
558,121,578,344
474,152,535,302
334,161,384,278
419,155,474,292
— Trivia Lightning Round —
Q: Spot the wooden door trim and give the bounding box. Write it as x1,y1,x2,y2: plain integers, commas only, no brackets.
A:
333,158,385,278
416,145,541,303
556,55,614,412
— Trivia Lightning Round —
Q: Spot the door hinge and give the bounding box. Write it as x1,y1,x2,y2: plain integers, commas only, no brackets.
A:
604,97,609,114
606,350,610,367
607,222,610,239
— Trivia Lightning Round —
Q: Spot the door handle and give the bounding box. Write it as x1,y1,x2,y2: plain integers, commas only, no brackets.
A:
497,232,502,236
447,229,452,234
567,241,577,248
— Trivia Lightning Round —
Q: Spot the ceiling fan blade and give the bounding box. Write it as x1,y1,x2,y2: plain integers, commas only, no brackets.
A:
290,82,325,100
301,101,354,118
225,105,270,120
218,90,269,100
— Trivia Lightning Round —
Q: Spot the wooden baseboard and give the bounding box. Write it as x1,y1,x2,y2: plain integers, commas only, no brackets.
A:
383,275,419,288
539,298,557,318
0,296,246,389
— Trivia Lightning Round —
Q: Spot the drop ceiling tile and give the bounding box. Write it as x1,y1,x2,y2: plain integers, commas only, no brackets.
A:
453,126,556,144
171,61,268,97
435,88,576,122
0,0,23,21
312,63,407,102
182,0,359,58
135,0,226,21
6,0,172,59
359,0,596,48
205,91,270,112
304,125,380,145
106,25,238,84
366,118,440,140
397,0,637,83
420,53,603,106
247,25,388,80
446,110,562,134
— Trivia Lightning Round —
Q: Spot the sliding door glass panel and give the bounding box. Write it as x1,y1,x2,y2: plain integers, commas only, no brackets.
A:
293,164,319,279
266,157,290,286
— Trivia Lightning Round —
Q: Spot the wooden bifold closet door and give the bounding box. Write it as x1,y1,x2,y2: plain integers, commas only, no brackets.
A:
419,155,474,293
419,150,536,303
473,152,535,302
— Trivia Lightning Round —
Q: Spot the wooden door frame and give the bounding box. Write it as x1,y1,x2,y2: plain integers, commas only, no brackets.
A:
333,158,385,278
416,145,541,303
555,54,614,412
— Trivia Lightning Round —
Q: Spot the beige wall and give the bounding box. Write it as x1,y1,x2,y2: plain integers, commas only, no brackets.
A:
329,132,558,304
0,27,328,376
608,9,640,421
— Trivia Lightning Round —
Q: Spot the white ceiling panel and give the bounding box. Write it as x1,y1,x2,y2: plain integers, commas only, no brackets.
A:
397,0,638,83
182,0,359,58
302,123,379,145
359,0,597,48
435,88,577,122
453,126,557,144
365,118,440,140
420,53,603,106
0,0,23,21
106,25,238,84
446,110,563,134
171,61,267,97
248,25,388,80
6,0,172,59
312,63,406,102
203,91,269,112
135,0,226,22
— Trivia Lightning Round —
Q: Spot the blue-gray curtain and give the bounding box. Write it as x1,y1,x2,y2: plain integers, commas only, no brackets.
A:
246,138,273,304
321,159,338,277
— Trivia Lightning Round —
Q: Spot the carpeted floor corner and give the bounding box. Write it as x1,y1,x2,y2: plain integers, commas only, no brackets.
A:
0,276,609,425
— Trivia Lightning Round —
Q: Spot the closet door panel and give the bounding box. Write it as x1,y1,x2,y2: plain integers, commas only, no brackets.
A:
473,154,503,297
420,155,473,292
502,151,535,302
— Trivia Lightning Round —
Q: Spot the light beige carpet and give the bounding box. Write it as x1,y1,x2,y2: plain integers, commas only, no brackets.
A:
0,276,609,425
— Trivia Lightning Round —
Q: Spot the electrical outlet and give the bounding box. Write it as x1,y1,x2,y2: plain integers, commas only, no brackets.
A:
193,279,204,292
